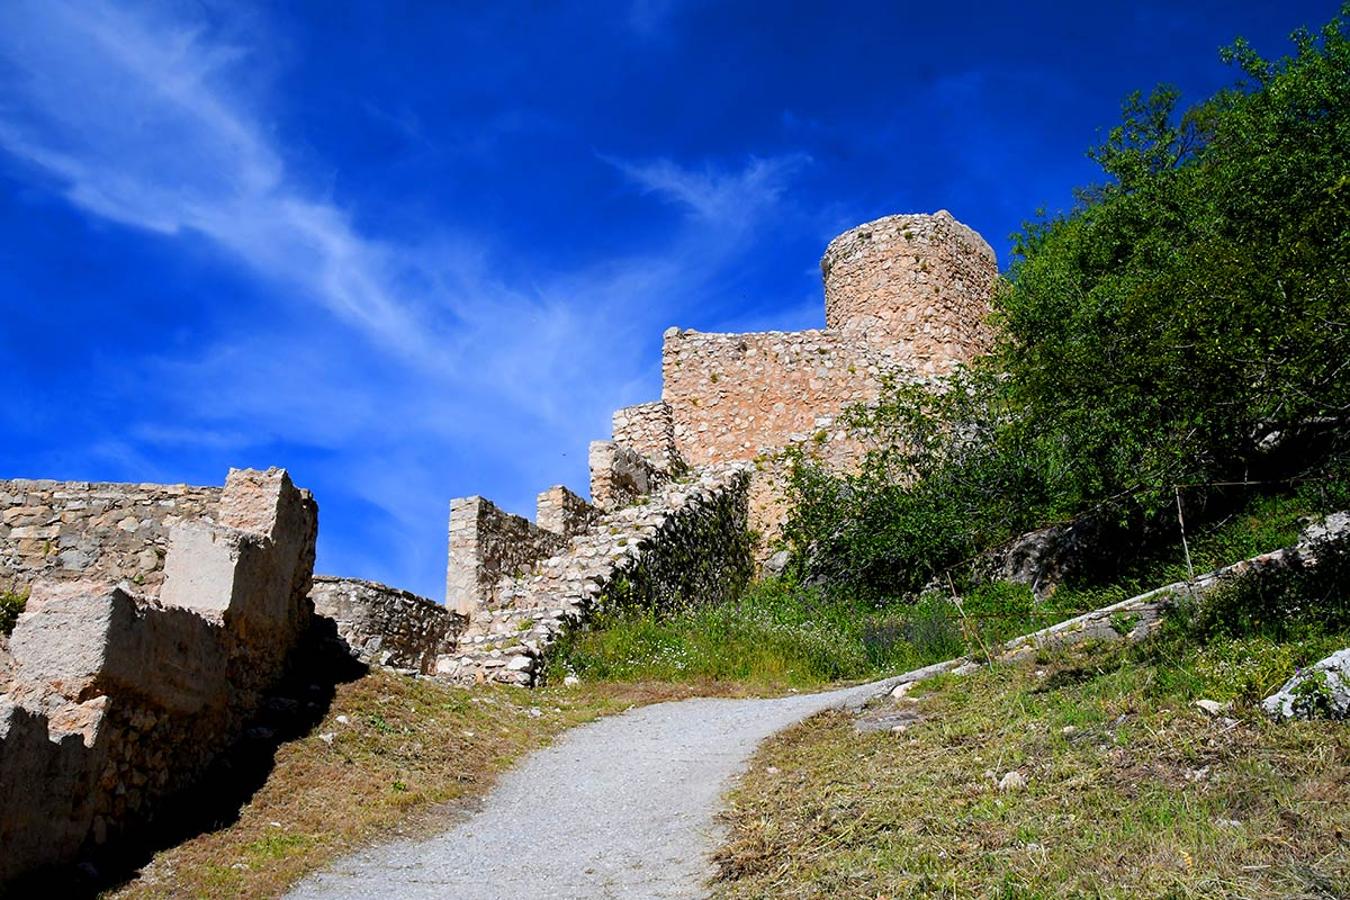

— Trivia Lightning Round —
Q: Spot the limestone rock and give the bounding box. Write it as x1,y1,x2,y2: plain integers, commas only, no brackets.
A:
1262,648,1350,721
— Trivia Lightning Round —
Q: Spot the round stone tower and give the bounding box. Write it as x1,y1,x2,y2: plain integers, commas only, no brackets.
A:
820,210,998,371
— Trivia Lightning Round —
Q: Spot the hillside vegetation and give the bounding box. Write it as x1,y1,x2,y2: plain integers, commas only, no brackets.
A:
707,10,1350,898
781,7,1350,603
548,489,1323,688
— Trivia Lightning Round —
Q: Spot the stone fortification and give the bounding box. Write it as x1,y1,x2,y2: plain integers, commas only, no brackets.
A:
446,496,568,615
443,464,752,686
611,400,684,474
821,210,997,367
331,210,995,691
588,440,670,511
0,479,223,597
535,485,599,538
0,468,317,884
311,575,466,675
428,210,996,686
632,211,995,549
660,328,919,468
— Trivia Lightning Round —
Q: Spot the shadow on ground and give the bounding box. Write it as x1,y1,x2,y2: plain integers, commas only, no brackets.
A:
3,618,367,899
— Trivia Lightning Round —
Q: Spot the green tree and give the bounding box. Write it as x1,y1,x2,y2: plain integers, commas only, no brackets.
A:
784,7,1350,602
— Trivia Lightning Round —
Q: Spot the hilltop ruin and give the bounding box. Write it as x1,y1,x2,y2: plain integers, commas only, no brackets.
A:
0,210,997,882
438,211,998,684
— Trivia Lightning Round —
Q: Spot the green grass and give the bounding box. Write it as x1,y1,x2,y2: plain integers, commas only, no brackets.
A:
546,578,1086,689
715,631,1350,898
547,489,1332,690
712,507,1350,897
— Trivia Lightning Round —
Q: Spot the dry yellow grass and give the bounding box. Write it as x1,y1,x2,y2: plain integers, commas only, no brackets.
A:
714,639,1350,899
99,668,747,899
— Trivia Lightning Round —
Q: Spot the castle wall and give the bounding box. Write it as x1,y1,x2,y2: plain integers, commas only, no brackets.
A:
611,401,683,473
446,464,753,686
661,328,909,470
647,211,996,553
311,576,466,675
821,210,997,369
588,440,668,511
0,468,317,884
428,209,999,681
535,485,598,538
0,480,223,597
446,497,568,615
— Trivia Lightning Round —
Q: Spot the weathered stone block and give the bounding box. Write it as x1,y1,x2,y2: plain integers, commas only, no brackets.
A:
0,467,317,886
536,485,598,538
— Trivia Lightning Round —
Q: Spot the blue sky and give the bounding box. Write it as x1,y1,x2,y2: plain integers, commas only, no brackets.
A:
0,0,1336,599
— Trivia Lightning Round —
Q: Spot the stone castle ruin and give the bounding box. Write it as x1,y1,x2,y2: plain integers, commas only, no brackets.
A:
0,469,317,882
439,211,998,684
0,211,997,882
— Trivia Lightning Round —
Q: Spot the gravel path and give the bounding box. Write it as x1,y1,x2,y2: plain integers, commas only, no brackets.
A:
288,676,903,899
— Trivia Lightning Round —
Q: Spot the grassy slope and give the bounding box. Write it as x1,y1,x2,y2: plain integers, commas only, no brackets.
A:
105,490,1340,897
547,491,1317,691
714,625,1350,897
109,673,749,899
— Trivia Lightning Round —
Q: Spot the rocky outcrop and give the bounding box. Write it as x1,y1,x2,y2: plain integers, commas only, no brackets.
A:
0,468,317,884
998,511,1350,662
311,575,466,675
969,516,1111,598
1262,648,1350,721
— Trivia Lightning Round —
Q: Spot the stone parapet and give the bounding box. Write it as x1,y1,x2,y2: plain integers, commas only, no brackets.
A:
588,441,668,511
310,576,466,675
0,479,223,597
611,400,684,474
535,485,599,539
0,468,317,884
446,496,568,616
444,464,754,686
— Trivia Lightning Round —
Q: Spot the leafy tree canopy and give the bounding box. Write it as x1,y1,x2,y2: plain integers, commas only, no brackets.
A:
784,7,1350,603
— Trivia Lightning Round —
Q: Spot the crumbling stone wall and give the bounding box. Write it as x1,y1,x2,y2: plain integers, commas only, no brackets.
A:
535,485,598,539
647,211,994,552
444,464,752,686
0,468,317,884
446,496,568,615
0,480,223,597
821,209,997,366
588,440,669,511
661,328,913,469
611,401,684,474
415,210,997,687
311,575,466,675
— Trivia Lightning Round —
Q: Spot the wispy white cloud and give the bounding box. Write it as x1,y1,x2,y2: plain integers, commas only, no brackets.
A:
627,0,686,37
0,0,809,597
0,1,437,360
608,153,811,235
